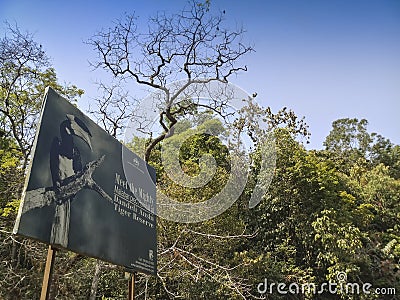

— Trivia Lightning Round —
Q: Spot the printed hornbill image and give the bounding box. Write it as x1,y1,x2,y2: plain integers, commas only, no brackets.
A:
49,114,92,247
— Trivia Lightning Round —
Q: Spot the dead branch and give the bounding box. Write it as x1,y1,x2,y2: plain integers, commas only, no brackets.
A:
185,228,258,240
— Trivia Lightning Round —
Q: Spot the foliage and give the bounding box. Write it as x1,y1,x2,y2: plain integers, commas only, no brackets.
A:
323,118,400,178
0,23,83,167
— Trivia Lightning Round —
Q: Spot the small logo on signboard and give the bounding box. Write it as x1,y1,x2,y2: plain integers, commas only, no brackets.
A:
132,157,139,168
128,157,144,173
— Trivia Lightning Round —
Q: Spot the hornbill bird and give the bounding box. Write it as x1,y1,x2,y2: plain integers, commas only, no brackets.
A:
49,114,92,247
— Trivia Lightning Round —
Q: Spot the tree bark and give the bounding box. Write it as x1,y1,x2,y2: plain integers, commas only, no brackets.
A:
88,260,102,300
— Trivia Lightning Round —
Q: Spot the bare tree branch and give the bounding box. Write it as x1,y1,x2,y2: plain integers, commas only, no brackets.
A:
88,1,253,161
89,81,135,139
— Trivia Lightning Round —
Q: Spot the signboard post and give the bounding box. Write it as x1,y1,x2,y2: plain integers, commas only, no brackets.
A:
128,273,136,300
14,87,157,297
40,246,56,300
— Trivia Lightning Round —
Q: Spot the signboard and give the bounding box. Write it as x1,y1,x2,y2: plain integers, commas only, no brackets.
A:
13,87,157,275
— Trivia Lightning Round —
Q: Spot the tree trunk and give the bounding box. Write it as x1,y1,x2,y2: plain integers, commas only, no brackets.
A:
88,260,102,300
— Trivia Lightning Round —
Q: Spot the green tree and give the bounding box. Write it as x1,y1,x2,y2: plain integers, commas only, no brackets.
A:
1,23,83,169
241,125,399,299
0,135,23,227
122,102,310,299
345,163,400,294
242,130,342,297
323,118,400,178
136,117,251,299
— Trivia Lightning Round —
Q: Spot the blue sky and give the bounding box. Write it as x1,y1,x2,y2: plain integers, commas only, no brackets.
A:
1,0,399,149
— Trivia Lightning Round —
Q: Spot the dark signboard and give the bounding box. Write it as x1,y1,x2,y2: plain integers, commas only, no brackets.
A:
13,87,157,275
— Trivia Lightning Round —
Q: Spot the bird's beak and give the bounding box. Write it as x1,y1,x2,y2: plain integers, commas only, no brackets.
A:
67,114,92,150
74,126,92,150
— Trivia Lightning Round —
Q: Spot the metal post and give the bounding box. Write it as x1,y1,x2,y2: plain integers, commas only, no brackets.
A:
40,245,56,300
128,272,136,300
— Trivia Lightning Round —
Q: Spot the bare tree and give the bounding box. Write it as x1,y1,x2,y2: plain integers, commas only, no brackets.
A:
88,81,135,139
88,0,253,161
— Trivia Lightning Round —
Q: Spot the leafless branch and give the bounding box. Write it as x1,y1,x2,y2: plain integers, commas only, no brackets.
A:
185,228,258,240
88,1,253,161
89,81,135,138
